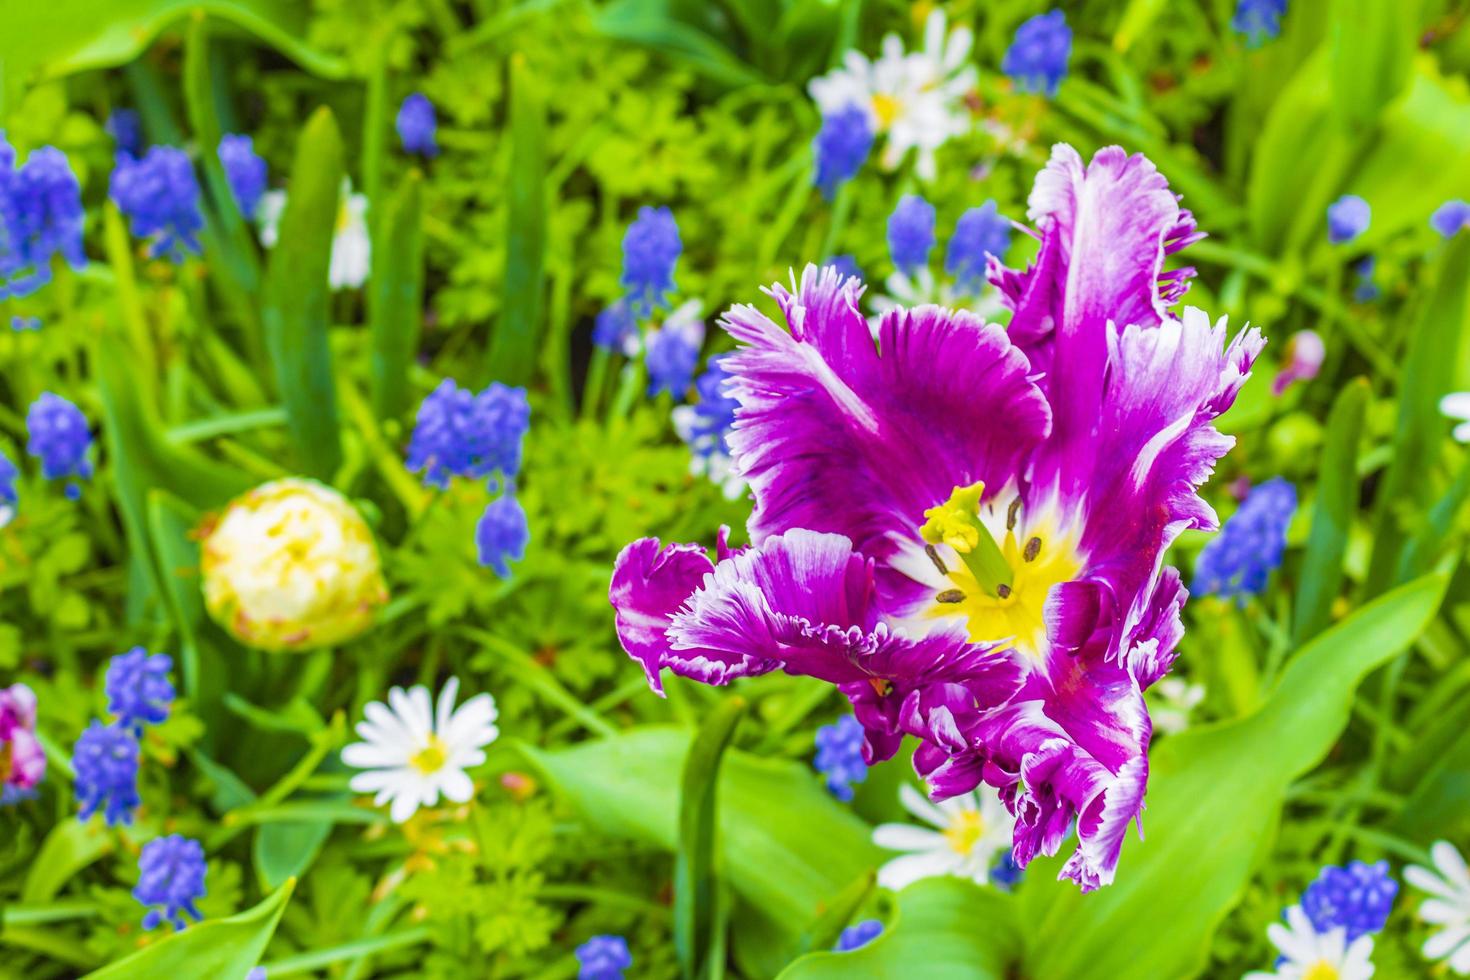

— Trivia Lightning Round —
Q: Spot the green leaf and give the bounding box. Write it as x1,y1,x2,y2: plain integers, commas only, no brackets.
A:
591,0,766,89
676,697,748,980
1112,0,1169,54
254,821,332,892
22,819,115,903
1365,237,1470,595
524,727,883,937
1017,572,1449,980
1327,0,1416,131
0,0,347,108
1293,377,1368,644
368,171,426,421
487,56,547,386
83,878,294,979
262,106,345,479
777,879,1019,980
794,871,876,957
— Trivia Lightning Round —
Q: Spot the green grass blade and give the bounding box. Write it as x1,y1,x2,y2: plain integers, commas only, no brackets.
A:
261,106,345,479
369,171,426,421
487,55,547,386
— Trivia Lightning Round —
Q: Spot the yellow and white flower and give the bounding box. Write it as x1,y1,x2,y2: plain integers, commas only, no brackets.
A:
872,782,1014,890
200,478,387,652
257,178,371,290
1245,905,1375,980
808,9,976,181
343,677,499,823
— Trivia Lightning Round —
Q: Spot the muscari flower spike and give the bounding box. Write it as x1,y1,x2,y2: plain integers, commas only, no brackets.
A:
887,194,935,274
814,105,874,199
1353,256,1379,302
217,134,268,220
105,647,175,733
134,834,207,930
1192,477,1296,603
1003,11,1072,97
672,354,744,498
26,392,92,499
110,145,204,260
1,683,46,799
107,109,143,157
814,714,869,802
576,934,632,980
611,143,1261,892
0,450,17,527
397,93,439,158
1431,200,1470,239
990,850,1024,890
1302,859,1398,942
476,493,529,578
645,301,706,398
835,919,883,951
1327,194,1370,245
593,301,639,355
1233,0,1289,47
946,202,1011,292
621,206,681,315
73,720,141,826
827,254,862,282
0,137,87,299
407,379,531,488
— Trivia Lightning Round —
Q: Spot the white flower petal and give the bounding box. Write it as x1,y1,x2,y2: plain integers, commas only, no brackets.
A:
898,783,949,828
876,850,957,891
872,824,948,853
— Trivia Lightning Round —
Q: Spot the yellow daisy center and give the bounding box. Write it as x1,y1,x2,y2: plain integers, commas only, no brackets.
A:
410,734,449,775
1302,961,1339,980
922,482,1083,658
944,808,985,855
871,94,901,128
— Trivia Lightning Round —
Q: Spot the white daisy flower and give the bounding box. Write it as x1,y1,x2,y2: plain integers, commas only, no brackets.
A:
808,9,976,181
257,178,372,290
1245,905,1375,980
872,783,1014,890
1406,840,1470,974
342,677,499,823
1440,393,1470,443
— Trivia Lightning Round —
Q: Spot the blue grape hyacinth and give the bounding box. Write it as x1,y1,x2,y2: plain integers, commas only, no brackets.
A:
645,302,705,398
107,109,143,157
813,106,873,199
887,194,936,274
134,834,207,930
1431,200,1470,239
105,647,175,733
1233,0,1288,47
621,206,681,315
396,93,439,157
0,450,17,526
1,139,87,299
73,721,141,826
1192,477,1296,602
217,134,268,220
476,493,529,578
835,920,883,951
110,146,204,260
1302,860,1398,942
1327,194,1370,245
1003,11,1072,96
946,202,1011,291
592,301,638,355
407,379,531,488
814,715,868,802
26,392,92,499
575,934,632,980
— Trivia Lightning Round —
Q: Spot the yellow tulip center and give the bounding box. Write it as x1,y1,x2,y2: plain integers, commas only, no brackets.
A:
410,735,449,775
921,482,1082,659
944,808,985,855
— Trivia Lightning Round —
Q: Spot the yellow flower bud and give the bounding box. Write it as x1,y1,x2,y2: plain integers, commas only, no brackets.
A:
200,478,387,652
